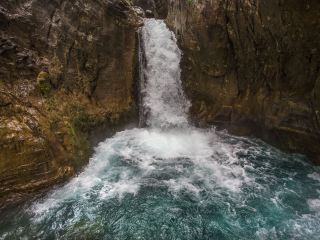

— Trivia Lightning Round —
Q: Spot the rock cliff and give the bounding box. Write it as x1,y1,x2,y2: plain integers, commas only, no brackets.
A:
0,0,142,209
133,0,168,18
166,0,320,164
1,0,320,211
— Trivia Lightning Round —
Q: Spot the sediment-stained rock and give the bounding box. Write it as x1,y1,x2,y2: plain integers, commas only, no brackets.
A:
0,0,142,209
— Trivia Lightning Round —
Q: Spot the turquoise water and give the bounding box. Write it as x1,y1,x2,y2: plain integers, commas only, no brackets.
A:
0,128,319,239
1,19,319,239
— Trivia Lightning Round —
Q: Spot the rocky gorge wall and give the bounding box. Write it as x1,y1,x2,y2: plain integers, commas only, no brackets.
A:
1,0,320,211
133,0,168,18
166,0,320,164
0,0,142,209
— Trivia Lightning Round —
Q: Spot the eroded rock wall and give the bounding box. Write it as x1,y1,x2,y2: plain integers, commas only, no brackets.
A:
0,0,142,209
133,0,168,18
166,0,320,163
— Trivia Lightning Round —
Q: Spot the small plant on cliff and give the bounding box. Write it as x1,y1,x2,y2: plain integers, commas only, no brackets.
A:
36,71,52,96
186,0,195,4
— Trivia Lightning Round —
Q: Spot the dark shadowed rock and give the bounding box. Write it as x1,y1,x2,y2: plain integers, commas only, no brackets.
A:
133,0,168,19
166,0,320,164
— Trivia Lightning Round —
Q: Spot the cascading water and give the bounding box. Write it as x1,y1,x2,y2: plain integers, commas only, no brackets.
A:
139,20,190,128
1,19,320,240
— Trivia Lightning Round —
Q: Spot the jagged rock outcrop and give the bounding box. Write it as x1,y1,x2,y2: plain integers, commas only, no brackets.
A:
0,0,142,209
166,0,320,163
133,0,168,19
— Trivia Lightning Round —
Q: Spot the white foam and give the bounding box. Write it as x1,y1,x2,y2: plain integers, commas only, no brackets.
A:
99,178,140,200
308,199,320,212
308,172,320,182
30,19,253,222
165,178,202,198
31,126,255,220
255,227,278,240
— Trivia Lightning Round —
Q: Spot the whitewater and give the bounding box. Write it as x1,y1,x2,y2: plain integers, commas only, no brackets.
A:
0,19,320,240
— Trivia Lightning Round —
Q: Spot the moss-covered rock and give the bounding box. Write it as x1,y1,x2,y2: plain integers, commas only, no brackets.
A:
37,71,51,96
0,0,141,210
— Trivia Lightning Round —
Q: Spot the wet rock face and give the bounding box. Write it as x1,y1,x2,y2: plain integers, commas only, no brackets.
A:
133,0,168,19
0,90,74,207
0,0,142,209
166,0,320,163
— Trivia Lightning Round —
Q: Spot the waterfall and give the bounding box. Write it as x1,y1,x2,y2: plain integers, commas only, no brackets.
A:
139,19,190,128
1,19,319,240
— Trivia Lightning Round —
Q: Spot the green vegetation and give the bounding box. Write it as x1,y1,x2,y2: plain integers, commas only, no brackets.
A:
37,71,52,96
186,0,195,5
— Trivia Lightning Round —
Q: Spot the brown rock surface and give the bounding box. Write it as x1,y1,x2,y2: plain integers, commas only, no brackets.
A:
1,0,320,210
165,0,320,164
133,0,168,19
0,0,142,209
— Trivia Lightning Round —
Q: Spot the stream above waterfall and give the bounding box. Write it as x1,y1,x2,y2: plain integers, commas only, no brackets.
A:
0,19,319,240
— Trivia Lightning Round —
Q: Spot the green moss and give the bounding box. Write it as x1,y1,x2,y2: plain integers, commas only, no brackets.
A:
37,71,52,96
72,107,104,132
186,0,195,5
37,71,50,80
